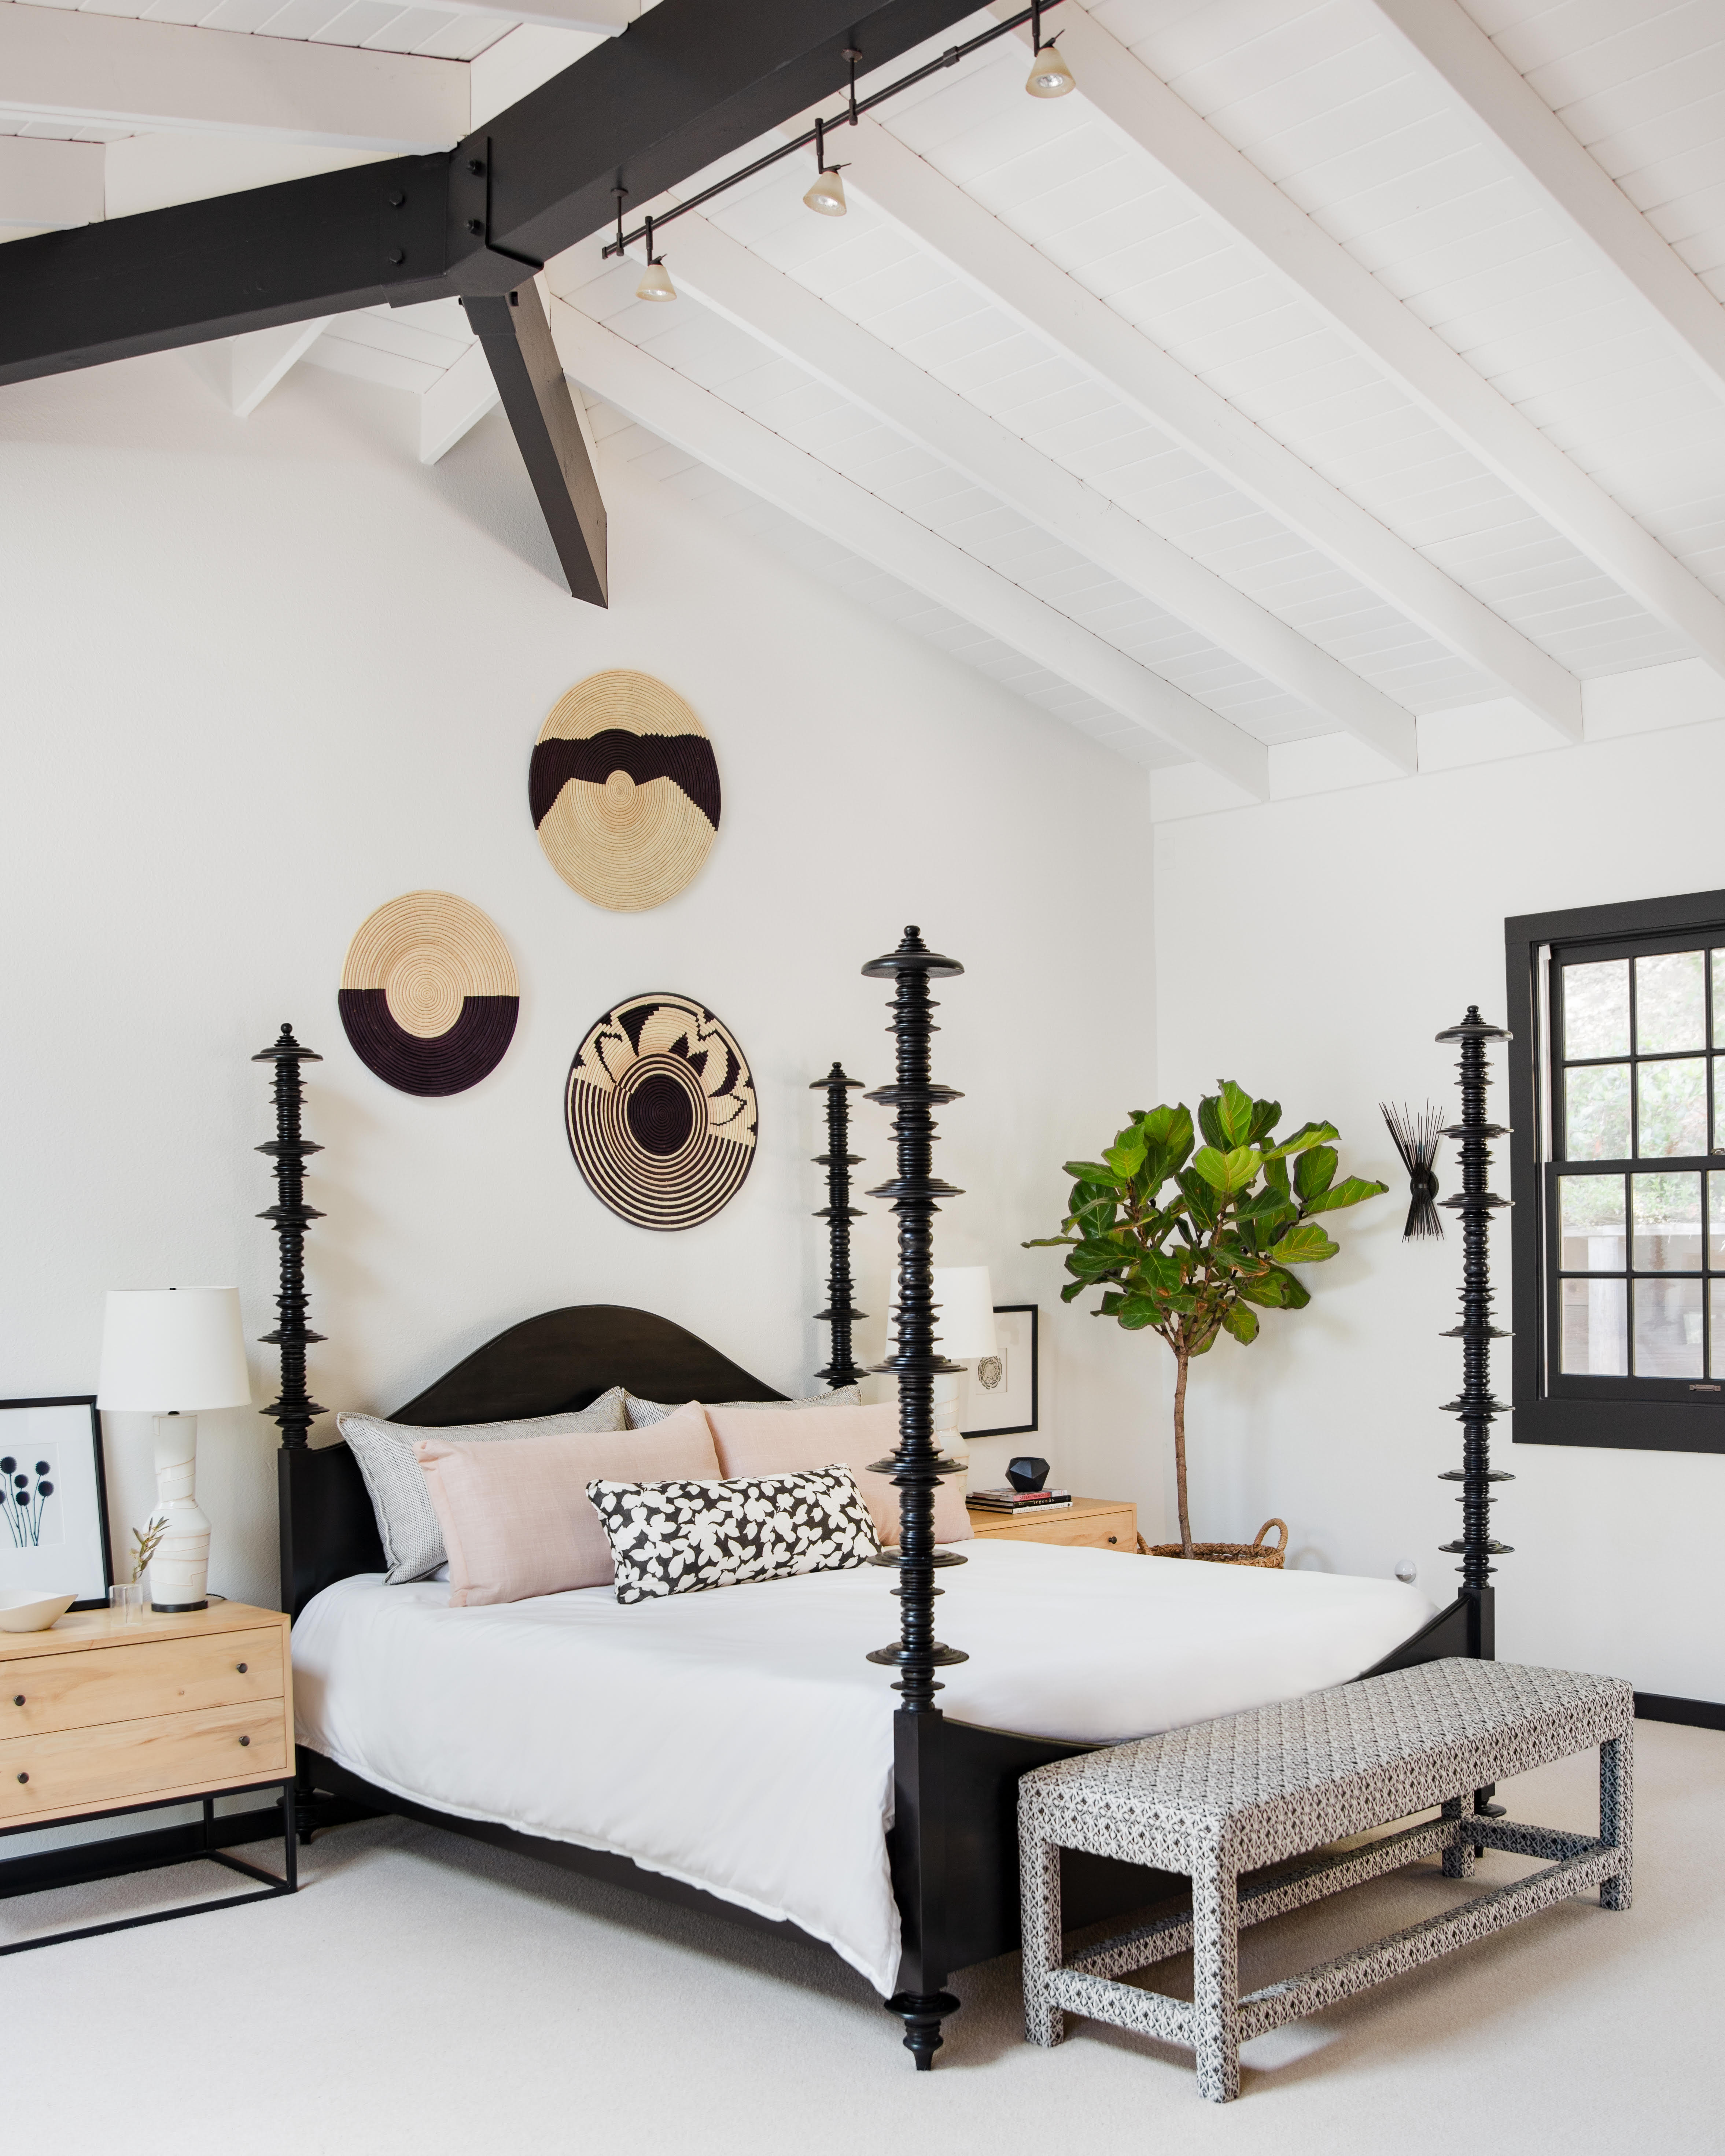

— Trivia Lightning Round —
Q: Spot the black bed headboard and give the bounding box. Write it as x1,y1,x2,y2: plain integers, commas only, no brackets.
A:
279,1304,786,1621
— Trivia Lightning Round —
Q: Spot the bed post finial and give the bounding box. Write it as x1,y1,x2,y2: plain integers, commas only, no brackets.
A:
1434,1004,1512,1659
861,928,968,2069
254,1023,327,1451
811,1063,866,1391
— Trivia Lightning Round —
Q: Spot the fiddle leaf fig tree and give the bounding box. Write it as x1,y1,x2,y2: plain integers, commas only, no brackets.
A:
1025,1081,1386,1559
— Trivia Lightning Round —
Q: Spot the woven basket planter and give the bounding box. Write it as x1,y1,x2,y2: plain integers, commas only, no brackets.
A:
1142,1518,1287,1568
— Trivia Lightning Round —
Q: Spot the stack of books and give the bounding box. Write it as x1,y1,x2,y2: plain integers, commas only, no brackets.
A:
967,1486,1072,1513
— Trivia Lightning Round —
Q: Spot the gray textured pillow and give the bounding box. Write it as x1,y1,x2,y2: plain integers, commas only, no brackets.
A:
339,1386,629,1584
625,1385,859,1429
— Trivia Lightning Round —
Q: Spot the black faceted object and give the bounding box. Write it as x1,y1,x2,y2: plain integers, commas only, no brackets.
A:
1006,1456,1050,1493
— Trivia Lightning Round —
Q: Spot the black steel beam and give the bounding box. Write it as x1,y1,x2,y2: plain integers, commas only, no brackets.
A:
0,0,987,383
462,284,607,606
0,155,446,386
448,0,991,287
0,0,988,604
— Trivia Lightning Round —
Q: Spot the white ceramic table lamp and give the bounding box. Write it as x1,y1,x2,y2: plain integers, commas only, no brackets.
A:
930,1266,996,1472
96,1287,251,1611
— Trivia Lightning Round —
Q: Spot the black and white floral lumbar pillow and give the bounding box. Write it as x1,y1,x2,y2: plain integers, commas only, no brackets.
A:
586,1465,880,1603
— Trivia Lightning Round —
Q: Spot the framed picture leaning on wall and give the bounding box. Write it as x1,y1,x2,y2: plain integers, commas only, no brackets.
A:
0,1396,114,1609
958,1305,1039,1438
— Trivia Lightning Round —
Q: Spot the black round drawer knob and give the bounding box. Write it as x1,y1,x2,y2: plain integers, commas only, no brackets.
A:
236,1663,247,1674
239,1734,251,1747
1107,1535,1118,1544
16,1772,26,1784
12,1694,22,1707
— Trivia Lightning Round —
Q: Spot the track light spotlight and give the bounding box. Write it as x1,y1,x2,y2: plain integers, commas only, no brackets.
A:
635,215,676,301
1025,32,1075,97
803,118,849,217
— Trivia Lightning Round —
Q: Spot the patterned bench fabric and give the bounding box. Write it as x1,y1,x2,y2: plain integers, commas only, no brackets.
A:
1019,1659,1634,2104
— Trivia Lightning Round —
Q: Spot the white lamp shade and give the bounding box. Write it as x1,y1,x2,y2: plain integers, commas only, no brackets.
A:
97,1288,252,1413
931,1267,997,1359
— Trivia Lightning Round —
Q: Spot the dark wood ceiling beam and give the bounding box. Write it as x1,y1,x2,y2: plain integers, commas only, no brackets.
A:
462,285,607,606
0,0,987,383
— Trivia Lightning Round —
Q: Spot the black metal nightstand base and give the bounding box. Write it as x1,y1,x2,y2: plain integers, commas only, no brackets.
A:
0,1778,297,1956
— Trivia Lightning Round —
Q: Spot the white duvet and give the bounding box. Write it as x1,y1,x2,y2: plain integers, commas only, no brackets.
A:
292,1540,1433,1996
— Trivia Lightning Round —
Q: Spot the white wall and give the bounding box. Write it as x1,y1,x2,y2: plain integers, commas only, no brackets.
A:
1155,726,1725,1702
0,350,1161,1623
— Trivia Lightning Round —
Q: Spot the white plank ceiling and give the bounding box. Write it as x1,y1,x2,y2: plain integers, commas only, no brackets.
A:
8,0,1725,810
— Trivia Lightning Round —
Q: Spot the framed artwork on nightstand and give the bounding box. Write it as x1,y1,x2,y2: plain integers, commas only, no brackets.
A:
0,1396,113,1609
959,1305,1038,1437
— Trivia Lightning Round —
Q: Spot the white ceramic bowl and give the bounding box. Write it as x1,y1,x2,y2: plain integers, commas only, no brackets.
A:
0,1589,77,1633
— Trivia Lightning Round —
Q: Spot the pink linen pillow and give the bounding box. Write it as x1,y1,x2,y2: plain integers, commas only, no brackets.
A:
416,1401,720,1607
705,1402,973,1546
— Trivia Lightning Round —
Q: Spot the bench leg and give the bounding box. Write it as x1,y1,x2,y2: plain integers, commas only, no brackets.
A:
1441,1794,1477,1879
1191,1841,1241,2104
1020,1819,1065,2048
1600,1729,1633,1911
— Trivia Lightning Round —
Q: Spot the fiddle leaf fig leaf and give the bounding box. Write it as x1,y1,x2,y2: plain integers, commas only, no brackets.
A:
1104,1137,1147,1180
1063,1159,1121,1187
1263,1121,1338,1160
1303,1175,1390,1215
1294,1145,1338,1200
1224,1146,1262,1192
1222,1302,1260,1345
1191,1145,1231,1191
1214,1079,1256,1148
1197,1094,1226,1150
1269,1223,1340,1265
1247,1096,1282,1145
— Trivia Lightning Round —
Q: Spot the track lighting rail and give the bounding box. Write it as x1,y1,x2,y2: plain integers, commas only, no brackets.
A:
602,0,1065,261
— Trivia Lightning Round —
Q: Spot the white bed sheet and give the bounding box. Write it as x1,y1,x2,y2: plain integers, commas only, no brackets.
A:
292,1540,1433,1997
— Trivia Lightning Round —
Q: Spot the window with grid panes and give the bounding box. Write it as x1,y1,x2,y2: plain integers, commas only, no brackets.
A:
1508,891,1725,1455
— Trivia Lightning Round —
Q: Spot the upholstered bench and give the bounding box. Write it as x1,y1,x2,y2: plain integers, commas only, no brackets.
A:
1020,1658,1633,2102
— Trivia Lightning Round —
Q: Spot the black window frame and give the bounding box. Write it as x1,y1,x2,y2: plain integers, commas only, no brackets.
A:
1508,887,1725,1456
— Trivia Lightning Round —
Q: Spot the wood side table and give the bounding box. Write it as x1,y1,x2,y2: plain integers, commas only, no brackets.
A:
0,1599,297,1954
967,1496,1137,1552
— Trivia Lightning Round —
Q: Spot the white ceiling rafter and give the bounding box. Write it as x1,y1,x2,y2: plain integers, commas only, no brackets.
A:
1007,3,1725,686
0,7,468,154
653,204,1417,772
411,0,632,27
421,337,501,462
0,132,102,229
1367,0,1725,402
820,114,1582,743
230,317,332,417
552,294,1269,798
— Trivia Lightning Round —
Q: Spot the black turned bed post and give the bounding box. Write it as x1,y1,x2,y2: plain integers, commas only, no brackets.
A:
1436,1007,1514,1660
812,1063,866,1392
254,1025,331,1845
254,1025,327,1456
862,929,970,2070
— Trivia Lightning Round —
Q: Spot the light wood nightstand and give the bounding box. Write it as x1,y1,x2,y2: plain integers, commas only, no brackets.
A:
966,1496,1138,1552
0,1599,297,1954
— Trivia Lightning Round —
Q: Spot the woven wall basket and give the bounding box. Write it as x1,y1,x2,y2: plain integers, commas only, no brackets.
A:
531,670,720,913
1143,1519,1288,1568
339,891,519,1098
565,992,756,1230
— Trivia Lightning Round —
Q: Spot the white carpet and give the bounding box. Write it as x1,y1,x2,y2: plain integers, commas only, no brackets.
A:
5,1719,1718,2155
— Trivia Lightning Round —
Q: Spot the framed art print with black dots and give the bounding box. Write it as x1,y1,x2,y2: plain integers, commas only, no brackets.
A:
0,1397,113,1608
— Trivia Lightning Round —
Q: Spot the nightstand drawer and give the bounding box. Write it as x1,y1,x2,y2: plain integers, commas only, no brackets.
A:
1,1628,284,1738
0,1701,289,1823
966,1498,1138,1550
1010,1507,1134,1551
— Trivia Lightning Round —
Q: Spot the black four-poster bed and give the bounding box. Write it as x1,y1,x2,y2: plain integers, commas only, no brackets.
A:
270,944,1507,2070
